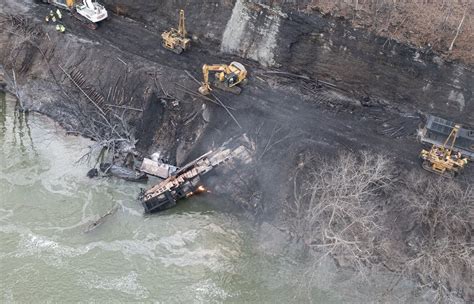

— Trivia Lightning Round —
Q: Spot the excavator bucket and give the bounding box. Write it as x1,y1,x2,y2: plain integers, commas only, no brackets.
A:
198,84,211,95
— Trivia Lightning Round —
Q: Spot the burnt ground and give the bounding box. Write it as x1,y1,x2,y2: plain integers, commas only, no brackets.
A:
1,0,473,301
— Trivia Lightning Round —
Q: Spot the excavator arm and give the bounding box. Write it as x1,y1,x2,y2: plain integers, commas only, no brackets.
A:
198,64,229,95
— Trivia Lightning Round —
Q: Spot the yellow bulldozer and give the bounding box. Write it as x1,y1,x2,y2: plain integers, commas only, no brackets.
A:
161,10,191,54
198,62,248,95
420,124,468,177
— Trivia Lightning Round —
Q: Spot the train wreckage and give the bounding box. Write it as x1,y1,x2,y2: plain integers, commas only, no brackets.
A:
139,144,251,213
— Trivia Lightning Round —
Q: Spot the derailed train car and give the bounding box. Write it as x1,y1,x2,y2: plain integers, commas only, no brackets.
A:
140,145,251,213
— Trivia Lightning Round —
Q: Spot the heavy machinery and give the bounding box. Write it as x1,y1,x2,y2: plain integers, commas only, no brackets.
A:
420,124,468,177
161,10,191,54
39,0,108,29
198,62,248,95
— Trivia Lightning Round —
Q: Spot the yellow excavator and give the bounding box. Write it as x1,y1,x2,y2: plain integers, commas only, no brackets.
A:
420,124,468,177
198,62,248,95
161,10,191,54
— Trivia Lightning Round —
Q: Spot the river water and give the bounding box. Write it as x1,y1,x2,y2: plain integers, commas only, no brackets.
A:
0,92,432,303
0,92,329,302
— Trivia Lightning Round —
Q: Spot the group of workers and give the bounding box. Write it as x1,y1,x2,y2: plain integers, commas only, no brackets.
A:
45,9,66,33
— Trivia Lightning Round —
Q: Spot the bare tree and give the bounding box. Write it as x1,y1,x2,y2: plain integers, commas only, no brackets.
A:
393,172,473,301
288,151,472,301
289,151,394,271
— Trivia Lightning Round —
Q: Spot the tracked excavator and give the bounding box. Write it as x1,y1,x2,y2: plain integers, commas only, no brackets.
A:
198,62,247,95
38,0,108,29
161,9,191,54
420,124,468,177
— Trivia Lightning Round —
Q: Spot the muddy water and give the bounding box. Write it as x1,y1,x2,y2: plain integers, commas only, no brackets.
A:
0,92,336,302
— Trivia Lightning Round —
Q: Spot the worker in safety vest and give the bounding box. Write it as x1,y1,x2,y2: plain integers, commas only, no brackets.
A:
56,9,63,20
56,24,66,33
45,9,62,23
45,10,57,23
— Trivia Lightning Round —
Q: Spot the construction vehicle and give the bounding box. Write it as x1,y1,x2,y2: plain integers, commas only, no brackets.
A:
420,124,468,177
38,0,108,29
161,10,191,54
198,62,248,95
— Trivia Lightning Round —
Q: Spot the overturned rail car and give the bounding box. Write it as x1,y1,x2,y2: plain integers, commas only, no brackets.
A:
419,115,474,159
140,146,249,213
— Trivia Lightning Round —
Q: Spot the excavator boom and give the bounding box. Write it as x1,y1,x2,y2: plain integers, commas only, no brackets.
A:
178,9,186,37
443,125,460,153
198,64,228,95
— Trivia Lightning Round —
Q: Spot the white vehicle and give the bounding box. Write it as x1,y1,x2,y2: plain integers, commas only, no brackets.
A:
40,0,108,29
